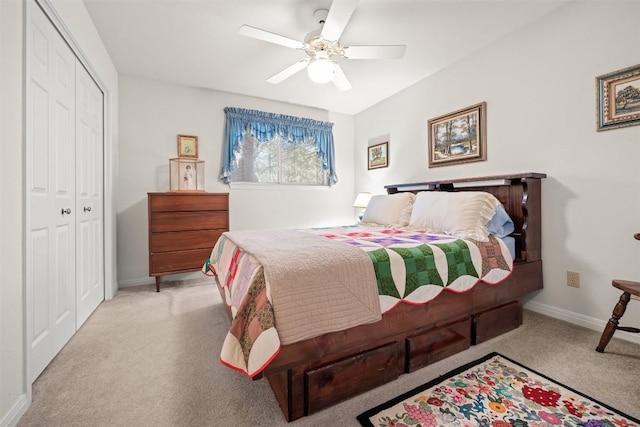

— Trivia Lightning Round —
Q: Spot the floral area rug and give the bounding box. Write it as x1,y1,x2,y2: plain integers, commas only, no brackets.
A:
357,352,639,427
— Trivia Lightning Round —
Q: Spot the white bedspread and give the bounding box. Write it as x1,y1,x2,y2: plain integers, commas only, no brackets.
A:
224,229,382,345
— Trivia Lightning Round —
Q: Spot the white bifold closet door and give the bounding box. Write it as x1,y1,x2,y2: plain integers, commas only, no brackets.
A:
28,1,104,382
75,61,104,328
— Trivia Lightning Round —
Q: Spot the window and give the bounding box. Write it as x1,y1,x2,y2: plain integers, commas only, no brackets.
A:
230,134,329,185
221,107,337,186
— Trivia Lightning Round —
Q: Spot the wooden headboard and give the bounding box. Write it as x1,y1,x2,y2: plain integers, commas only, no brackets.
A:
385,172,546,263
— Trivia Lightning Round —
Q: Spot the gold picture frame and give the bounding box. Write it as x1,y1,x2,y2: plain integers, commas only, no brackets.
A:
428,102,486,168
596,63,640,131
177,134,198,158
368,142,389,170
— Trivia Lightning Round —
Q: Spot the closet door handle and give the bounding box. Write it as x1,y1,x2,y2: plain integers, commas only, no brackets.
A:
84,206,91,212
61,208,71,215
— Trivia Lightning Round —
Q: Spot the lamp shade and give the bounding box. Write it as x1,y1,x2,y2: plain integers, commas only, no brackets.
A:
307,57,336,84
352,192,372,208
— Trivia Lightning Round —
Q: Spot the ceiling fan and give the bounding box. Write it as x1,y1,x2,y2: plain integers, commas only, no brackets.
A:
238,0,406,91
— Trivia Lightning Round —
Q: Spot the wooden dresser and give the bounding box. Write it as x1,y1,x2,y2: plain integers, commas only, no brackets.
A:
148,192,229,291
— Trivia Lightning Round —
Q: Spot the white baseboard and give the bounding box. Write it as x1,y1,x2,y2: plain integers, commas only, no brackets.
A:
1,394,28,427
118,271,209,289
524,300,640,345
117,277,155,288
108,280,119,299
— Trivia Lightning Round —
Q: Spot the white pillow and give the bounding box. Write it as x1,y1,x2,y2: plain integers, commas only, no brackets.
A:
408,191,500,241
361,193,415,226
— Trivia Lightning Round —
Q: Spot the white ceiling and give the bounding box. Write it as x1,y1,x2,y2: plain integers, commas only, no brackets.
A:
83,0,570,115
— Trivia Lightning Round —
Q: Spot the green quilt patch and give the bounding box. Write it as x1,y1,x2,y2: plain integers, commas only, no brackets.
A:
367,248,401,298
389,245,443,297
367,239,482,300
433,239,478,285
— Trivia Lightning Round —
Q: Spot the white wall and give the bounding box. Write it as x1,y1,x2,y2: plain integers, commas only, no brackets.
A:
0,1,26,424
117,75,356,285
354,0,640,339
0,0,118,425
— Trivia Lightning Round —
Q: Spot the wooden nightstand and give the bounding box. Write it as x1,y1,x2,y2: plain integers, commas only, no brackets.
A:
148,192,229,291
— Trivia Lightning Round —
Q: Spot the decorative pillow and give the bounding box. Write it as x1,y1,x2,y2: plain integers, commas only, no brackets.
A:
361,192,415,226
408,191,501,241
486,204,515,238
397,200,415,227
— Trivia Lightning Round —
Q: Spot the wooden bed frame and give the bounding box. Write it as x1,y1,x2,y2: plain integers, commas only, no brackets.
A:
219,172,545,421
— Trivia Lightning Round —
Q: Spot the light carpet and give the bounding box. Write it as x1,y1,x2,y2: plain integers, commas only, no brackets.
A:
17,280,640,426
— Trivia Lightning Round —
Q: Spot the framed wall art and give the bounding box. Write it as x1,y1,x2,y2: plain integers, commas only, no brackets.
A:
177,134,198,158
596,63,640,131
428,102,486,168
368,141,388,170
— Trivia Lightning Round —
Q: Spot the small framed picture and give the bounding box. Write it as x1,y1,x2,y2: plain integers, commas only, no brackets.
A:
428,102,487,168
368,142,389,170
177,134,198,158
596,63,640,131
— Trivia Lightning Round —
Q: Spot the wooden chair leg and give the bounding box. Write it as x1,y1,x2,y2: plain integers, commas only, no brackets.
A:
596,291,631,353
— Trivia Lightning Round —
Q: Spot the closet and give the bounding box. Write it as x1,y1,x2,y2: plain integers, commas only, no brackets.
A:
27,0,105,382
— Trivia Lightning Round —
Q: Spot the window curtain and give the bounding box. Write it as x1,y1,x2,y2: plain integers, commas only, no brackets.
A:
221,107,338,185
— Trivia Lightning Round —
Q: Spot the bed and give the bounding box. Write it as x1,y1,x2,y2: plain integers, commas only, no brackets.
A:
204,172,545,421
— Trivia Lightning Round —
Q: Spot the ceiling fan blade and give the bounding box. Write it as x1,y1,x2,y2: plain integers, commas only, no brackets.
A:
332,63,352,91
321,0,358,42
239,25,304,50
343,45,407,59
267,59,310,84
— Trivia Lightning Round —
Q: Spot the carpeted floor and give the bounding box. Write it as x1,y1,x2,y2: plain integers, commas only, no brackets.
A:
17,279,640,426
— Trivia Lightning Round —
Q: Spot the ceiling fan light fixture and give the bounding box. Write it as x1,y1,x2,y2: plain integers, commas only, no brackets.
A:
238,1,405,89
307,57,336,84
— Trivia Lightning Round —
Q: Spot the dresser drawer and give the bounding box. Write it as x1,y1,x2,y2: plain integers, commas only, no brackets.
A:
150,211,228,232
150,248,213,275
149,193,228,212
150,230,222,253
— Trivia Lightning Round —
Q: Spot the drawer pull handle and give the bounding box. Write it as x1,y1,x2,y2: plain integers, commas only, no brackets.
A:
84,206,92,212
61,208,71,215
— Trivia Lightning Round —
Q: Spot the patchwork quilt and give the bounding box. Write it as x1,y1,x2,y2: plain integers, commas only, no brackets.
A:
203,225,513,378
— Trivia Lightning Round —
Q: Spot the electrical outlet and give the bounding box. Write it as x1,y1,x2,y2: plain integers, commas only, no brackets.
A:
567,271,580,288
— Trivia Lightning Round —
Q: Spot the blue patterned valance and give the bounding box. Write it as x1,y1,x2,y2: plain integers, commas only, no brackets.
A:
221,107,337,185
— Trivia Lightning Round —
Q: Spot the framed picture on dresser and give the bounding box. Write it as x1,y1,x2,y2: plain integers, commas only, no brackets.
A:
177,134,198,158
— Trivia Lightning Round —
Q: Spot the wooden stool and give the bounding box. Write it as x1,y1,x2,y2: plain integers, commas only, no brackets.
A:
595,279,640,352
